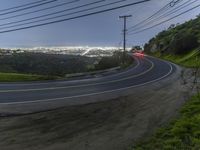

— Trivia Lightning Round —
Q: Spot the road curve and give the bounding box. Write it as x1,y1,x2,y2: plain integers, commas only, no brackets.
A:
0,55,176,106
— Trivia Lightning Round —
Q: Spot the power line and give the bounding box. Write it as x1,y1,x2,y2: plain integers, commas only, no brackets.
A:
128,4,170,30
0,0,131,30
0,0,58,16
128,0,197,33
144,0,198,26
0,0,150,34
0,0,107,28
128,0,189,32
0,0,80,21
170,0,183,7
157,0,198,19
0,0,51,12
128,3,200,35
128,0,198,34
127,0,183,31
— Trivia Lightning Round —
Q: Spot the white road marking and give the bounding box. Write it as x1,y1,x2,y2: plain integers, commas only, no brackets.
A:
0,57,154,93
0,59,174,105
0,56,140,86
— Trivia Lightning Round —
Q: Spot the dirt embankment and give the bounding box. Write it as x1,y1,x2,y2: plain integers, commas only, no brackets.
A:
0,67,198,150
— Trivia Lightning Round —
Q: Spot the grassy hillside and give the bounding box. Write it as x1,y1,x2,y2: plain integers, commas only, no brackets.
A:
154,49,200,68
133,94,200,150
0,72,56,82
144,15,200,68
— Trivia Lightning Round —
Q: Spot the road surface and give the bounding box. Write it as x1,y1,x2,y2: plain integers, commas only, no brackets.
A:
0,55,176,113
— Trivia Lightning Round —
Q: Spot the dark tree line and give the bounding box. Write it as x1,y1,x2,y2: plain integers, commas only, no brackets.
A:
93,51,133,70
0,52,96,76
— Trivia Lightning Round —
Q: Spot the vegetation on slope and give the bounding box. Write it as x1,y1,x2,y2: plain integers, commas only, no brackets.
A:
0,51,133,82
0,72,56,82
0,52,96,77
144,14,200,68
92,51,134,71
133,94,200,150
154,49,200,68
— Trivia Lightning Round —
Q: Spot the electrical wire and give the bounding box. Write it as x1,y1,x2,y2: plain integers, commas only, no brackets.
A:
128,3,200,35
0,0,107,28
0,0,80,21
0,0,136,30
0,0,51,12
0,0,150,34
128,0,197,33
128,0,183,30
0,0,58,16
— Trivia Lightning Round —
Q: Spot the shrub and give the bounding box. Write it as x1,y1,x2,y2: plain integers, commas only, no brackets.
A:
169,32,199,54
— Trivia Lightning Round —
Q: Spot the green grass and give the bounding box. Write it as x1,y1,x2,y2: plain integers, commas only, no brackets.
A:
133,94,200,150
0,72,57,82
154,49,200,68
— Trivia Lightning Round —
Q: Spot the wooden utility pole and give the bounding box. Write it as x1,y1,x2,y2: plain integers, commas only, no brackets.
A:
119,15,132,63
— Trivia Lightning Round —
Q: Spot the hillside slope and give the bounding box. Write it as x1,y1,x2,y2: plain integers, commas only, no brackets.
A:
144,15,200,67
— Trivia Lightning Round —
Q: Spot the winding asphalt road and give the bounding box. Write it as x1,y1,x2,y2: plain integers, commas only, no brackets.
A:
0,55,176,106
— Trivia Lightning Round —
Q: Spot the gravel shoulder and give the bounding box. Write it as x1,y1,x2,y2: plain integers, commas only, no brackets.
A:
0,66,197,150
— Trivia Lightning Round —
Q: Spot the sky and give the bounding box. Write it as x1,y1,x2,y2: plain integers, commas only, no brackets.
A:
0,0,199,48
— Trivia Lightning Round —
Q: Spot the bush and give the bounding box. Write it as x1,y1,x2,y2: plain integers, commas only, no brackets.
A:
0,52,96,76
94,51,133,70
134,94,200,150
169,32,199,55
144,15,200,55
